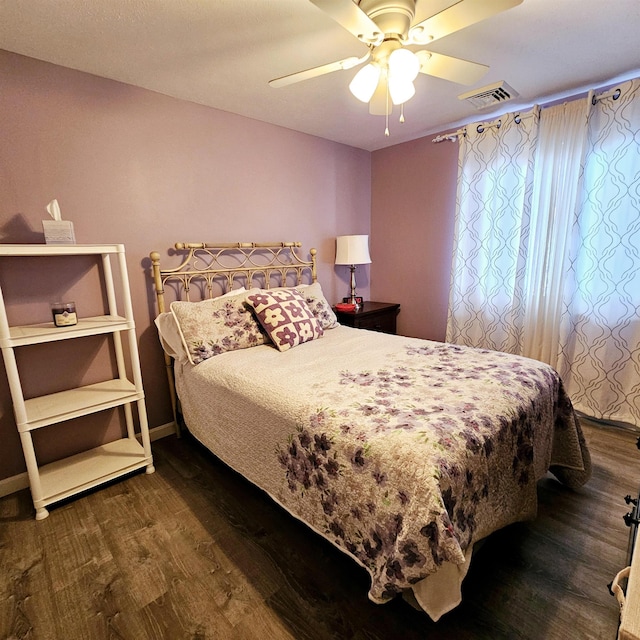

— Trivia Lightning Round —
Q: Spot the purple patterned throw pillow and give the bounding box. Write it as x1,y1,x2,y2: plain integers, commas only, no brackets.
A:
247,289,324,352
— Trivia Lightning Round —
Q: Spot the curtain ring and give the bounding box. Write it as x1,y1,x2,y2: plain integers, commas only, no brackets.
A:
514,114,521,124
592,87,622,105
476,124,485,133
496,119,502,128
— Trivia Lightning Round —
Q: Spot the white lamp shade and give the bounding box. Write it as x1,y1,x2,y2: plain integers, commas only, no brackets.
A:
349,63,381,103
335,235,372,265
389,77,415,105
388,48,420,82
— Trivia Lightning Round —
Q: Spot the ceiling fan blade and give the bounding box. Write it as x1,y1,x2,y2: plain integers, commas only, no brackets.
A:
309,0,383,44
409,0,523,45
369,77,392,116
416,50,488,85
269,53,369,88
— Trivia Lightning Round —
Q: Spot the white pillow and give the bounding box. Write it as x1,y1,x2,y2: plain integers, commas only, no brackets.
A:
155,312,190,365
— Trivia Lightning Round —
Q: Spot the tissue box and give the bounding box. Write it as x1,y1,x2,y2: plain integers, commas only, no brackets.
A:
43,220,76,244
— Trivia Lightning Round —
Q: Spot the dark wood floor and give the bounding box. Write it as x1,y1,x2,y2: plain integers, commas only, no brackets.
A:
1,420,637,640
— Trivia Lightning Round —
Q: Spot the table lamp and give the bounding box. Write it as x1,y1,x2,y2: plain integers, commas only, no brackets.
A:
335,235,371,310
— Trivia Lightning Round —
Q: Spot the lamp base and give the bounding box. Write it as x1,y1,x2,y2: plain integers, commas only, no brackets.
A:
349,265,360,310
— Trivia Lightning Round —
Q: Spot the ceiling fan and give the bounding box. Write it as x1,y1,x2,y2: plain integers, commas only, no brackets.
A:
269,0,523,133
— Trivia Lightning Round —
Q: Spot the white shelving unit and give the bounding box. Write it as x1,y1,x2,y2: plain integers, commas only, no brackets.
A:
0,244,154,520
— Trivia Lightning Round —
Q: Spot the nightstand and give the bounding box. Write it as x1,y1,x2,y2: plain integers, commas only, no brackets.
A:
334,301,400,335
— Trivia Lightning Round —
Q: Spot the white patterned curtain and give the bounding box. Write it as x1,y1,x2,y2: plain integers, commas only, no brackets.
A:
446,108,540,353
446,78,640,425
523,98,589,365
555,79,640,424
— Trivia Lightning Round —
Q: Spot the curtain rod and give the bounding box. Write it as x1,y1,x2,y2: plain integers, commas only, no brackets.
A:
431,111,535,143
432,82,626,143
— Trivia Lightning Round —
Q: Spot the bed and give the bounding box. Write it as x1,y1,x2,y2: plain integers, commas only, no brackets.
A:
149,241,592,621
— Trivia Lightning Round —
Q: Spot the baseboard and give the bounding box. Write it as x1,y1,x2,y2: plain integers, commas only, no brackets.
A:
0,421,177,499
149,421,178,441
0,471,29,499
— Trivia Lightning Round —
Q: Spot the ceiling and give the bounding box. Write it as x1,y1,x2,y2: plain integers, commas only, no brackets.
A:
1,0,640,151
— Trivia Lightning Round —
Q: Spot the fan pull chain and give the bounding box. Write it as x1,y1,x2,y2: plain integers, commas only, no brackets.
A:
400,103,405,124
385,81,390,136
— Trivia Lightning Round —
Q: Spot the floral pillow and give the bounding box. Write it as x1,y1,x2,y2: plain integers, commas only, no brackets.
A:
170,288,268,365
246,289,324,352
295,282,339,330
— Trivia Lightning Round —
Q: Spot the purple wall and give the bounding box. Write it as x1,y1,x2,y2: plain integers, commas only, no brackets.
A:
0,51,372,480
370,135,459,341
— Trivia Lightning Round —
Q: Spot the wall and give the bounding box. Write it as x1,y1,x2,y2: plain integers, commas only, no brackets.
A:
370,134,459,341
0,50,371,481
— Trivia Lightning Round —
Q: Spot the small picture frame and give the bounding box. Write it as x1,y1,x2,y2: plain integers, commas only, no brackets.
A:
343,296,363,305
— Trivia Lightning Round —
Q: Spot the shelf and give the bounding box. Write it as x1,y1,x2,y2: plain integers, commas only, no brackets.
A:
0,243,124,257
0,242,154,519
20,379,142,431
2,315,132,347
37,438,151,508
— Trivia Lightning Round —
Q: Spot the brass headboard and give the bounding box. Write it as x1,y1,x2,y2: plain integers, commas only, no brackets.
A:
149,242,317,435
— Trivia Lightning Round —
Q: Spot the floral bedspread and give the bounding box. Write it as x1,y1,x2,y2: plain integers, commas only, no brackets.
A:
175,326,591,616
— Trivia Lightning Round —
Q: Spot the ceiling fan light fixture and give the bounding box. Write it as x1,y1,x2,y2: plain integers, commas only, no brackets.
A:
408,25,434,45
388,48,420,82
389,77,415,105
340,55,368,71
272,0,524,138
349,63,381,103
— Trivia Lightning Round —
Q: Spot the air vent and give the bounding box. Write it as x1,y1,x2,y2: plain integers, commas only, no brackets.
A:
458,81,519,109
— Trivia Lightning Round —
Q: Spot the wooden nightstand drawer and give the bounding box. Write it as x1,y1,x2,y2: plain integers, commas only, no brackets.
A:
355,313,397,333
334,302,400,335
